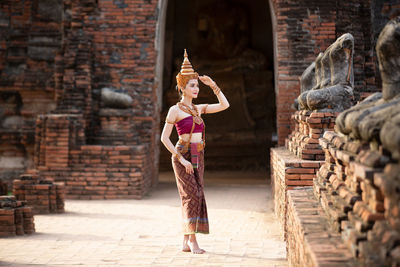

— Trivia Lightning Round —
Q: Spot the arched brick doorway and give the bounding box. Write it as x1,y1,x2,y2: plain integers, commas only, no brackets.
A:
156,0,276,172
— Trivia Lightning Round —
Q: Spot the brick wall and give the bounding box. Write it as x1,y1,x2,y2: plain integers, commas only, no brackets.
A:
0,0,62,185
270,0,383,145
57,0,159,184
0,196,35,237
270,147,322,238
0,0,61,114
284,128,400,266
34,114,152,199
371,0,400,88
27,0,160,198
316,131,393,263
0,131,32,189
271,109,338,238
0,0,159,189
92,0,159,181
13,172,65,214
1,0,398,188
286,111,337,160
286,189,355,266
269,3,400,266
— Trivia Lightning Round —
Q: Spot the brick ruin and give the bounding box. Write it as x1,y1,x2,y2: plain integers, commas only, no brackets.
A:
2,0,393,182
272,13,400,266
271,31,355,239
0,0,397,188
0,1,399,258
270,0,389,146
0,196,35,237
0,0,159,199
13,172,65,214
0,0,62,189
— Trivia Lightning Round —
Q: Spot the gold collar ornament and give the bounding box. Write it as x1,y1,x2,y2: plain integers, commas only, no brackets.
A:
177,102,203,125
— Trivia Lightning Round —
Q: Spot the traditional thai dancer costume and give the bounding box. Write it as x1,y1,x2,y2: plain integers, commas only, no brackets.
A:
171,50,209,235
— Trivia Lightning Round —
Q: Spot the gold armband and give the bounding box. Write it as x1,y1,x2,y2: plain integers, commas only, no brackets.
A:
165,118,175,124
211,83,221,95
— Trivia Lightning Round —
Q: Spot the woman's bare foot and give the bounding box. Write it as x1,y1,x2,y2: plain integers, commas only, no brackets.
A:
188,234,206,254
182,242,191,252
182,235,191,252
188,241,206,254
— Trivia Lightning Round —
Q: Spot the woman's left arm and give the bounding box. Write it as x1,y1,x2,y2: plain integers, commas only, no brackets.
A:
198,75,230,114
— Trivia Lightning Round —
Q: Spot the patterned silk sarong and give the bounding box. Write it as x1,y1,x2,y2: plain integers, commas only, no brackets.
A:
172,143,209,234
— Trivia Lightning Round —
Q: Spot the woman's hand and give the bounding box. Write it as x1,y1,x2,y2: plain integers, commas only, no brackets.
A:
180,158,194,174
199,75,215,87
197,74,230,114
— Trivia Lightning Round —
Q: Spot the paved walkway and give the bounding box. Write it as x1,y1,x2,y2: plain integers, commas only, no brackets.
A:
0,172,287,266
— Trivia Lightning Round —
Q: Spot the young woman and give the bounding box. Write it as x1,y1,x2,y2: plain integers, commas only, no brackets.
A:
160,50,229,254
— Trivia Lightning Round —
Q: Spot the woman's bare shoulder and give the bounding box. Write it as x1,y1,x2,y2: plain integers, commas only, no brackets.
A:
168,104,179,113
166,104,180,118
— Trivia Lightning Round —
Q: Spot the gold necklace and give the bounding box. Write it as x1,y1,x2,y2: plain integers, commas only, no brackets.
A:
177,102,203,125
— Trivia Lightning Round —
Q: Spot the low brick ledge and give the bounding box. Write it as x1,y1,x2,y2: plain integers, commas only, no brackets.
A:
271,147,323,239
287,188,357,267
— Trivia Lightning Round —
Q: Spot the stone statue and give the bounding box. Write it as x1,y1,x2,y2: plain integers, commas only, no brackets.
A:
294,57,318,109
336,17,400,158
101,88,132,109
297,33,354,112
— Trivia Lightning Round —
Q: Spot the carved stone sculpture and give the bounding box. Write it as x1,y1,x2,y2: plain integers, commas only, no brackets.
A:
381,113,400,159
101,88,132,109
377,17,400,101
301,61,317,93
297,33,354,112
293,57,318,109
336,17,400,158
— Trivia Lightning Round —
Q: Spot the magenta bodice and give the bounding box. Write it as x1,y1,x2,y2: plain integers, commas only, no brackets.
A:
175,116,204,136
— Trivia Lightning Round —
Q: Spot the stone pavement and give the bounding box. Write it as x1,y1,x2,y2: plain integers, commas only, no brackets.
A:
0,171,287,266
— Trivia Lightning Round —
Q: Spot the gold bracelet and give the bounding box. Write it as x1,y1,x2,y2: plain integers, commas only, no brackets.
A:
173,152,182,161
211,83,221,95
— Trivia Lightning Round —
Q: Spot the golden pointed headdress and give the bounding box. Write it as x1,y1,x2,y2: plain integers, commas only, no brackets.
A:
176,49,198,90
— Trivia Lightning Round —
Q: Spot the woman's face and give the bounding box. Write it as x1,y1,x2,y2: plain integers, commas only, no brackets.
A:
182,79,199,98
